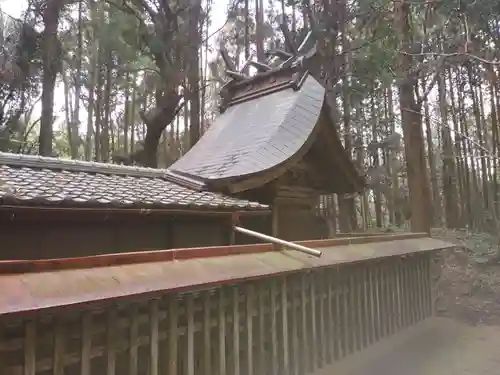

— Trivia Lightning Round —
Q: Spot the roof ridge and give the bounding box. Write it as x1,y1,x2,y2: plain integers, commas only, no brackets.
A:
0,151,169,179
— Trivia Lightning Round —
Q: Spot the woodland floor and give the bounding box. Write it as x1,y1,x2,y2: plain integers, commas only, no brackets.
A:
432,228,500,326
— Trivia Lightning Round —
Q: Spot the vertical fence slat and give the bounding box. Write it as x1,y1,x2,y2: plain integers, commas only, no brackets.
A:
270,280,279,375
150,300,160,375
203,291,212,375
310,273,318,370
53,321,65,375
257,282,268,374
396,260,403,329
301,274,310,374
129,306,139,375
410,257,418,324
342,269,350,356
291,278,299,375
106,309,117,375
258,283,266,375
168,296,179,375
327,270,335,364
401,259,409,327
368,265,377,343
360,266,372,347
362,266,371,346
246,285,254,375
426,254,433,316
392,262,397,330
384,264,394,336
281,277,290,375
319,272,326,367
232,287,240,375
349,270,358,353
81,313,92,375
417,255,425,321
218,290,226,375
334,269,342,360
186,295,195,375
24,321,36,375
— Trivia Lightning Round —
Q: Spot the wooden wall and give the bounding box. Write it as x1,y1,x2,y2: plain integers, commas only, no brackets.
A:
0,215,231,260
275,205,327,241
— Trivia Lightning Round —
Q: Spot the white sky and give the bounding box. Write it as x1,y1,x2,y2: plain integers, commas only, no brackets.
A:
0,0,228,131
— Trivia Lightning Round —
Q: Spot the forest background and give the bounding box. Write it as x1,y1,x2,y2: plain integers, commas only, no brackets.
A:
1,0,500,237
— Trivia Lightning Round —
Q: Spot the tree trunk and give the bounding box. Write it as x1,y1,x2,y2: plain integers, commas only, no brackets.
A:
423,90,439,224
438,73,458,228
101,49,112,162
62,68,78,158
188,3,201,149
393,0,432,233
71,0,84,158
255,0,265,62
39,0,64,156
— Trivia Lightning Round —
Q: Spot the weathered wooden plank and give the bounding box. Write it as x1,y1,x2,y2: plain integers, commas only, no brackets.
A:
416,255,425,321
426,254,433,316
168,296,179,375
390,261,399,333
24,321,36,375
128,306,139,375
400,259,408,328
396,260,403,329
381,262,390,337
281,277,290,375
362,265,371,346
270,280,279,375
232,287,240,375
53,321,65,375
326,269,335,364
368,265,377,343
258,283,266,375
301,273,310,373
409,258,418,324
186,295,195,375
334,269,342,360
106,309,117,375
349,269,358,352
358,266,367,348
290,278,300,375
203,291,212,375
81,313,92,375
245,284,254,375
150,300,160,375
318,272,326,367
342,268,350,356
310,272,318,370
218,290,226,375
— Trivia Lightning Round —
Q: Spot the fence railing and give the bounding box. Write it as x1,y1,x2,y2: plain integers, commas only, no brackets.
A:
0,234,450,375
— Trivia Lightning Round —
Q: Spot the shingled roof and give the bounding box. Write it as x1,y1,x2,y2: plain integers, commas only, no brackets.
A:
170,59,365,194
0,152,267,212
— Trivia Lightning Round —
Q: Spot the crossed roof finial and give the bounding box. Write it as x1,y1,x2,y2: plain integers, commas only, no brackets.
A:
220,14,318,83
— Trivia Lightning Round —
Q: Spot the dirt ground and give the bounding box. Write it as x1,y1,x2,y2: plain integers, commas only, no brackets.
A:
432,229,500,325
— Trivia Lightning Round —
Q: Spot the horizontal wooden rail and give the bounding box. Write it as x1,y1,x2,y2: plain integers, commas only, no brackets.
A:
0,232,428,275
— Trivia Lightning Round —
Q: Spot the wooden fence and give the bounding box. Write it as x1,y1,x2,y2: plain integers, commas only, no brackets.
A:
0,247,436,375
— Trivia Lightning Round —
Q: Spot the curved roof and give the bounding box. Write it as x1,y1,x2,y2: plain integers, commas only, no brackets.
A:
170,75,325,184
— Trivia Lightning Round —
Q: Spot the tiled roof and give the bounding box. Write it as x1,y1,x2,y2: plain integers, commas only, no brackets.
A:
170,74,325,182
0,152,268,211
